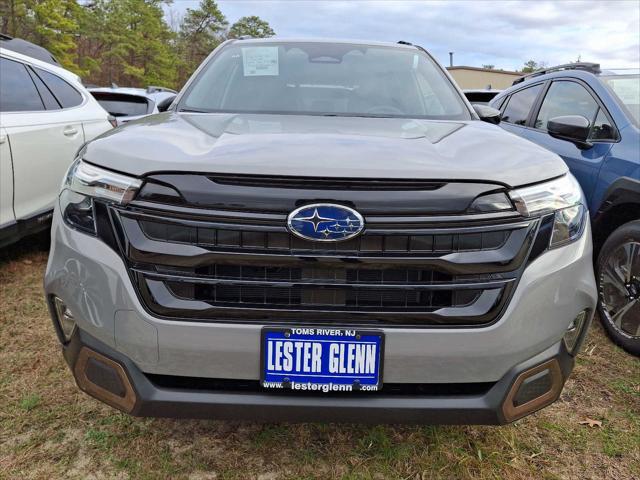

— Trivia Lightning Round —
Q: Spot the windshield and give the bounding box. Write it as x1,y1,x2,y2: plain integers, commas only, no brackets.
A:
179,41,470,120
601,74,640,126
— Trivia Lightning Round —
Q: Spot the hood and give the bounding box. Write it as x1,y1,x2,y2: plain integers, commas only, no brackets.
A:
84,112,567,188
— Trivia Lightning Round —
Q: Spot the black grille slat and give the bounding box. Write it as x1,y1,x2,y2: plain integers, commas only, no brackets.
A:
158,264,479,286
166,281,483,311
138,219,511,255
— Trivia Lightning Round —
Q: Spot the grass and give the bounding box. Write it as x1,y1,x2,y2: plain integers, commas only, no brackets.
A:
0,234,639,479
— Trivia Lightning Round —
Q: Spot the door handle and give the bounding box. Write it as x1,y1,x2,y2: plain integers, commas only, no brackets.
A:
63,127,79,137
0,135,5,144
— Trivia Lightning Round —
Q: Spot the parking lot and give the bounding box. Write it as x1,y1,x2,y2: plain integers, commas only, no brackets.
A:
1,235,638,480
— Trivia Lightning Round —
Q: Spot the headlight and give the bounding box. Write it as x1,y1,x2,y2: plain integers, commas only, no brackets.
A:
60,159,142,234
510,174,587,248
467,192,514,213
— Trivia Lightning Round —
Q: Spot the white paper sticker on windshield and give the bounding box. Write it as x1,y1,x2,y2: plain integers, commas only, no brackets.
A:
242,47,279,76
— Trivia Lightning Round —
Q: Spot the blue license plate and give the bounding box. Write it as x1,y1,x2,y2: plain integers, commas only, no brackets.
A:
261,327,384,393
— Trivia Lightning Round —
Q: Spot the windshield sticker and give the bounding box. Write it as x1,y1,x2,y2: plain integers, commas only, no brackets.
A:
242,47,279,76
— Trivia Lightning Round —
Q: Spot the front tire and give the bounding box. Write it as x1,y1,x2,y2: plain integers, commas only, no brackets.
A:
596,220,640,356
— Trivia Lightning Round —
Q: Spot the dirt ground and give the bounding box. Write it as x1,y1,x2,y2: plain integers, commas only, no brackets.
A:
1,235,638,480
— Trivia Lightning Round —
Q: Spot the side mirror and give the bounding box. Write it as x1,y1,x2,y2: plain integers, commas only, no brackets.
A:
472,104,501,125
156,95,176,112
547,115,592,149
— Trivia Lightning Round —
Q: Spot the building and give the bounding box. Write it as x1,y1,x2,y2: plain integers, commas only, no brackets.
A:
446,66,523,90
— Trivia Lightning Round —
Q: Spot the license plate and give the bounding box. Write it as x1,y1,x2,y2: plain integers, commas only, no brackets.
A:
261,327,384,393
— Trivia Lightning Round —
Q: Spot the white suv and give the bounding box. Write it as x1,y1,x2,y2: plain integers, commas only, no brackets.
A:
0,47,113,247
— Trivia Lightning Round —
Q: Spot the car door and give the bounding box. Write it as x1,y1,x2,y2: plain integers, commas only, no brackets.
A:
498,83,544,137
0,57,85,221
523,80,616,207
0,127,14,227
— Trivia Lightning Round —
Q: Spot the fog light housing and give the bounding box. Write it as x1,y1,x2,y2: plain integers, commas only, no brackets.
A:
74,347,137,413
53,297,76,342
503,359,563,422
513,370,553,407
563,310,589,355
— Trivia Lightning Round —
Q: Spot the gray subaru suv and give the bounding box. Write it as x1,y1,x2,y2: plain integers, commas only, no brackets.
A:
45,39,597,424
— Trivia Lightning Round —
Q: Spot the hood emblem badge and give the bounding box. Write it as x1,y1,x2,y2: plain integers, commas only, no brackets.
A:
287,203,365,242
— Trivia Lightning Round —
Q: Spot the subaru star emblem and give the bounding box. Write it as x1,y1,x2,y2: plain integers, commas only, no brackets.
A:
287,203,365,242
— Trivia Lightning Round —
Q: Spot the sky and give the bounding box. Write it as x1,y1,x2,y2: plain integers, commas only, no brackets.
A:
165,0,640,71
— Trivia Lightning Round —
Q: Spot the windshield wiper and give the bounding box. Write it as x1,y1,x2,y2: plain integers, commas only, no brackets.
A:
178,107,212,113
320,113,394,118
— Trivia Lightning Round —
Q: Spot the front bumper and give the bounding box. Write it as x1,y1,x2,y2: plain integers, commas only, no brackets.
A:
45,206,597,422
63,328,574,424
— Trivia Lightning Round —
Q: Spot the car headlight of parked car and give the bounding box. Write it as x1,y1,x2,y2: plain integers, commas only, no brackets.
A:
60,159,142,234
510,174,587,248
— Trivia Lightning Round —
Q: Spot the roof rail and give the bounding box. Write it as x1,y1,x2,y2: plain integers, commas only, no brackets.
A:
146,86,177,94
397,40,413,45
512,62,601,85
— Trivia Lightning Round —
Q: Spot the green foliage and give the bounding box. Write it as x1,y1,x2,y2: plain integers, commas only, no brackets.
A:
0,0,81,72
76,0,178,87
176,0,228,85
18,393,41,411
521,59,548,73
229,15,275,39
0,0,275,89
521,60,538,73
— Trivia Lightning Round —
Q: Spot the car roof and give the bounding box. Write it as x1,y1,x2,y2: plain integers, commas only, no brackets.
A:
0,34,60,66
493,69,604,101
525,69,599,83
89,87,150,96
0,46,82,85
229,37,419,50
503,65,639,95
88,87,177,107
89,87,175,100
463,89,502,93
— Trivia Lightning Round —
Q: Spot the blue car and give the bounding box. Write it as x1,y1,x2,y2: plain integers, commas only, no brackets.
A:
490,63,639,355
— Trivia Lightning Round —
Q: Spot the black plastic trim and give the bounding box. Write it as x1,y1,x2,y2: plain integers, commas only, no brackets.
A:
0,207,52,248
135,174,512,216
593,176,640,229
61,329,574,424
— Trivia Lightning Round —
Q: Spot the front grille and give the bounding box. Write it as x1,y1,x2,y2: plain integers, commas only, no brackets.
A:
103,175,541,327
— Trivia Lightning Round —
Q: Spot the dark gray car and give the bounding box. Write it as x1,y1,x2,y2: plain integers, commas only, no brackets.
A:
45,38,597,424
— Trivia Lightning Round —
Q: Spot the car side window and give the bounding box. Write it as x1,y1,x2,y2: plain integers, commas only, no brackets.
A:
494,95,508,111
26,67,61,110
32,67,83,108
0,58,45,112
535,81,598,130
501,84,543,125
590,108,616,141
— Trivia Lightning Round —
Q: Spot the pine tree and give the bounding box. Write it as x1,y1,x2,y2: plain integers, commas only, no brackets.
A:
228,15,275,39
176,0,228,85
